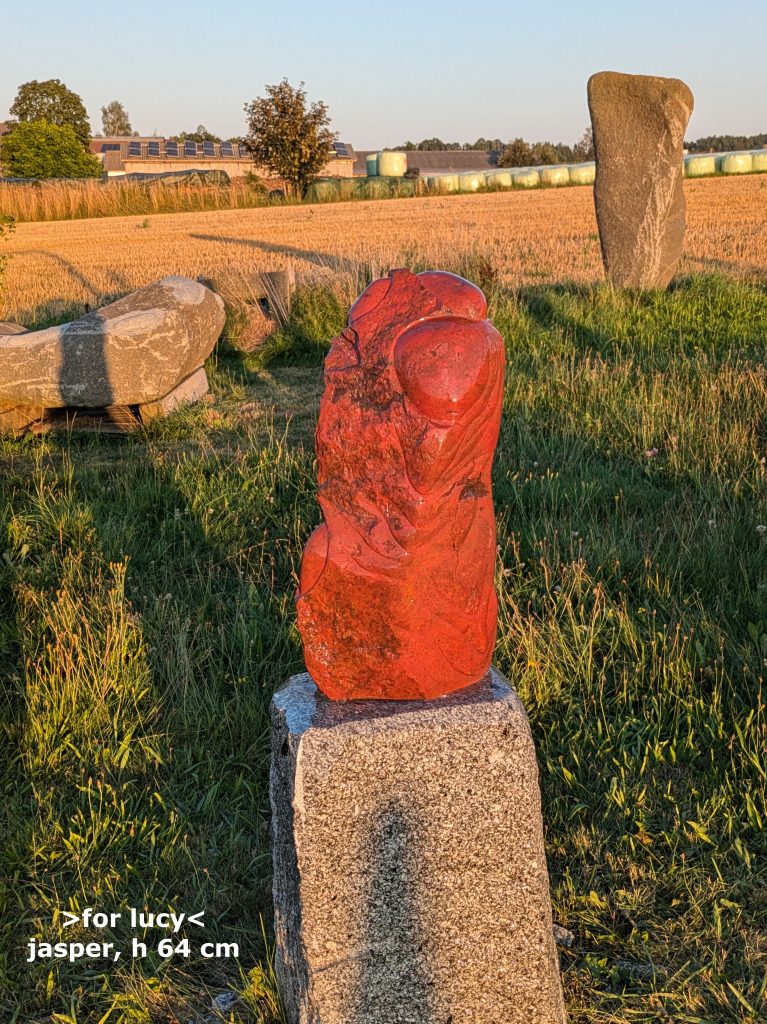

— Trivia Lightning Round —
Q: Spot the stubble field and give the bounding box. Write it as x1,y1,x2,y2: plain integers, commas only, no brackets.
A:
2,174,767,326
1,176,766,1023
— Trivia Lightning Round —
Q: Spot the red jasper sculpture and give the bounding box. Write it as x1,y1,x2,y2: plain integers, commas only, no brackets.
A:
296,269,505,700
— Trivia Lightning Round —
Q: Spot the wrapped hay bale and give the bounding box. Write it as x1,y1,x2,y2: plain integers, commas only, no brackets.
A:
540,166,570,186
362,176,395,199
719,152,753,174
568,162,596,185
305,179,341,203
683,154,717,177
459,172,484,192
377,151,408,177
485,169,513,189
751,150,767,172
513,169,540,188
366,154,379,177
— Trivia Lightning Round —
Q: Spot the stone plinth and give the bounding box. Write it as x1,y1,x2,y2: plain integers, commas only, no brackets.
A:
270,669,567,1024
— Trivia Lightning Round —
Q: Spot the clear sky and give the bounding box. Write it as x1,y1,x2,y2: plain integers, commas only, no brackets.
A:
2,0,765,149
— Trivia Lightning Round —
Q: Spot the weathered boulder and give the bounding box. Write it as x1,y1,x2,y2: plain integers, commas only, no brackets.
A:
0,322,28,336
588,71,694,289
0,277,224,408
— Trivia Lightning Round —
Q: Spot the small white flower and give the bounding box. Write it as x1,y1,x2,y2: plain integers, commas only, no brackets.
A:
757,525,767,534
646,447,659,458
707,519,716,528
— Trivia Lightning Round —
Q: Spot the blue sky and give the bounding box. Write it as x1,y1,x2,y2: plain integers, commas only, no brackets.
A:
2,0,764,148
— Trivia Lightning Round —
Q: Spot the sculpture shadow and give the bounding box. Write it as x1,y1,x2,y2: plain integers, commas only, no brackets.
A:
58,311,114,410
188,233,364,277
353,801,436,1024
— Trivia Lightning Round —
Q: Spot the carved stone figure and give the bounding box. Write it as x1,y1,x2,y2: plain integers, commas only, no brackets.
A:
588,71,694,289
296,269,505,701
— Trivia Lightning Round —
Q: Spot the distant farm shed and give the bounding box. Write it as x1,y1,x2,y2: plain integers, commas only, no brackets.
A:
354,150,500,176
91,137,357,179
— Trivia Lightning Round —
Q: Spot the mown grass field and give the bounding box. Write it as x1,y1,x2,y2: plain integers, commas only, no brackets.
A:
1,186,766,1022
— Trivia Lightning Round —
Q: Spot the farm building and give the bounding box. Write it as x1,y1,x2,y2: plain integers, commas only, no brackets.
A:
354,150,500,176
90,137,357,179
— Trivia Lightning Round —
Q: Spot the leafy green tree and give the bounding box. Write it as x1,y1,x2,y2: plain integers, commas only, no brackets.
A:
530,141,560,165
0,121,102,178
244,80,335,194
101,100,133,136
176,124,221,144
10,79,91,148
498,138,534,168
572,127,594,161
464,138,504,151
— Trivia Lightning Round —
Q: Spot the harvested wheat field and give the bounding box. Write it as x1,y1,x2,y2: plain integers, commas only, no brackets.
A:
2,174,766,325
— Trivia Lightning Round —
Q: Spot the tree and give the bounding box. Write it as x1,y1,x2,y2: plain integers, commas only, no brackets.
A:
530,141,560,165
10,79,91,148
0,120,102,178
244,79,335,194
101,100,133,136
498,138,534,168
572,127,594,161
176,124,221,143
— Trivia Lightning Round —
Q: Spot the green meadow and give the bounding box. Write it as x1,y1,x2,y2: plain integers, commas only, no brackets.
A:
1,270,766,1022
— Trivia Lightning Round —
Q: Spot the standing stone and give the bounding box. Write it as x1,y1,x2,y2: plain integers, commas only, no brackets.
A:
588,71,694,289
271,668,567,1024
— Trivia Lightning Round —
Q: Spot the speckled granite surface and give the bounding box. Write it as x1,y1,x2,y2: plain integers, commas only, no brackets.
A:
270,668,567,1024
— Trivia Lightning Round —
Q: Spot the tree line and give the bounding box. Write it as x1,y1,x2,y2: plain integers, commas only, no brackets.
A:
397,130,595,166
685,134,767,152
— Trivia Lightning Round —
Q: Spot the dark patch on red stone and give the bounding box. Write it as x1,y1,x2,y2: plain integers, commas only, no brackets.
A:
296,269,505,700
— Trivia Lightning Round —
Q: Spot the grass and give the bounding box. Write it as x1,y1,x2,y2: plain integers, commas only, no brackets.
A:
0,177,284,225
1,267,766,1022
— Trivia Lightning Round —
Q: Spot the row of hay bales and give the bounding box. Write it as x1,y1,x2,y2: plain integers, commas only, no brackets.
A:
427,162,598,192
683,148,767,177
306,147,767,204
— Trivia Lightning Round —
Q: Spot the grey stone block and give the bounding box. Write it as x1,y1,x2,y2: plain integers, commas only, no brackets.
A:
270,668,567,1024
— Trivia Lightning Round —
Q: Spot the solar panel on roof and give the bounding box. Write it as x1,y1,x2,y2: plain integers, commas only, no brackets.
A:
128,141,142,157
184,141,198,157
165,141,179,156
148,141,161,157
203,141,216,156
333,141,349,158
238,144,249,158
102,143,121,152
221,142,234,157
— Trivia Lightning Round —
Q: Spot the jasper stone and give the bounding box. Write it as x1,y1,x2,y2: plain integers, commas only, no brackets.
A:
296,270,505,701
588,71,694,289
0,276,224,408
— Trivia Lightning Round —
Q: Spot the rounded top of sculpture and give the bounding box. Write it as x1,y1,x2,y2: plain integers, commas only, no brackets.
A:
348,270,487,329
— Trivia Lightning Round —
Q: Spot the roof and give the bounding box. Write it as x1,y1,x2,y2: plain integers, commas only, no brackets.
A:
354,150,500,175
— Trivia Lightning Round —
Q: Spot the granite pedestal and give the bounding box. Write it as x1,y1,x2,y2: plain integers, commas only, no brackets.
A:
270,668,567,1024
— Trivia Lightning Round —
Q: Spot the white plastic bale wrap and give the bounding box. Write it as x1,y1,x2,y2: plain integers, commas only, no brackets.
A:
486,169,513,188
426,174,459,192
719,152,753,175
683,154,717,178
513,169,540,188
377,151,408,177
460,172,484,192
540,166,570,186
751,151,767,172
567,162,596,185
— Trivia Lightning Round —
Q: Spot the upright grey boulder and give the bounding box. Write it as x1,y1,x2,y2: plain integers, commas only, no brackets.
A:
0,276,224,408
588,71,694,289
